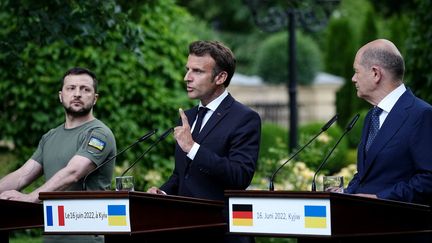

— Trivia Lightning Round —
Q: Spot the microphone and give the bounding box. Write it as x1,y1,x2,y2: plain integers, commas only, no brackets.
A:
311,114,360,192
121,127,174,177
82,129,157,190
269,114,338,191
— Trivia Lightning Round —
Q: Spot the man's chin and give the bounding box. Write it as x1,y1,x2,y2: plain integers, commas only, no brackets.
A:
187,92,200,100
64,107,91,117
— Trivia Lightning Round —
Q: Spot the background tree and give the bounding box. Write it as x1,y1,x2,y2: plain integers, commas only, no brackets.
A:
325,17,356,128
253,31,322,85
177,0,255,33
324,0,380,145
368,0,416,17
353,7,379,108
405,0,432,103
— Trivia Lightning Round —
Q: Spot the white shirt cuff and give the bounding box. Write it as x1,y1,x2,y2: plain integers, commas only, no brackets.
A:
187,142,200,160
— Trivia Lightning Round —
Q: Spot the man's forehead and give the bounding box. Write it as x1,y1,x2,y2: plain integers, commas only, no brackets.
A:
187,54,215,68
64,74,93,85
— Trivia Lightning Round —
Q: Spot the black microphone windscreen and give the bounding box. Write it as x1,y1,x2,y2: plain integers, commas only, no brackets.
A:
321,114,338,131
139,129,157,142
345,114,360,131
159,127,174,140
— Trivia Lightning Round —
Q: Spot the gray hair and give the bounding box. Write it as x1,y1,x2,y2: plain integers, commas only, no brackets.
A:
360,48,405,81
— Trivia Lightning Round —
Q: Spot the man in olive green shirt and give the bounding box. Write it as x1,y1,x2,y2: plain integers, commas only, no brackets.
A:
0,67,116,201
0,67,116,242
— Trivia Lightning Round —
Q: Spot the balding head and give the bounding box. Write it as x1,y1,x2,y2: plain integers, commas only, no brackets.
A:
357,39,405,82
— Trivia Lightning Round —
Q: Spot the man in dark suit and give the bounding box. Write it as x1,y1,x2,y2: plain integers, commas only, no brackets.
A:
147,40,260,242
346,39,432,206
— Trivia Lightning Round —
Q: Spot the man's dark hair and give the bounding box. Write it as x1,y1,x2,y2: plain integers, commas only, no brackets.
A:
61,67,98,92
361,48,405,82
189,40,236,87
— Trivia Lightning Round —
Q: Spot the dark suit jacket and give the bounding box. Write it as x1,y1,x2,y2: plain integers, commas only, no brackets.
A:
161,94,261,201
346,89,432,204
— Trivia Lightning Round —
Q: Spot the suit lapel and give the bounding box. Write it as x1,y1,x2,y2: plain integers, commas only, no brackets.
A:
360,90,414,180
185,107,199,128
194,94,234,143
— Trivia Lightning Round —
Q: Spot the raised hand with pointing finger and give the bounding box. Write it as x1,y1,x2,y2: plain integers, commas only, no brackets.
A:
174,108,195,153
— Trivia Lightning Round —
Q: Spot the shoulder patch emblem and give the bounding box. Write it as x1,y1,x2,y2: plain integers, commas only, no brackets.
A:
88,137,106,151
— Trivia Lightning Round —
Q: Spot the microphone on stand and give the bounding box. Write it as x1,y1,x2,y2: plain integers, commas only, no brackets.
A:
121,127,174,177
311,114,360,192
269,114,338,191
82,129,157,190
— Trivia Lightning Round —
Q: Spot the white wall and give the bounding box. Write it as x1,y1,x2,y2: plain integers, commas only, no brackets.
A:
228,73,344,126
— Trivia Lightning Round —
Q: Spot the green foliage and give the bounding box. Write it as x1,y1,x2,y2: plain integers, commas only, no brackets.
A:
378,14,410,55
0,1,196,188
176,0,255,33
325,18,357,129
358,8,378,49
368,0,416,17
324,0,374,128
296,123,348,175
334,0,374,36
0,152,19,175
253,31,322,85
0,0,140,64
345,109,368,148
10,229,42,243
259,123,289,163
405,0,432,104
253,122,351,191
254,124,288,188
219,32,269,75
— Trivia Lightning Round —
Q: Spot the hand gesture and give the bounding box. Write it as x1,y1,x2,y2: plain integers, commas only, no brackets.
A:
174,108,194,152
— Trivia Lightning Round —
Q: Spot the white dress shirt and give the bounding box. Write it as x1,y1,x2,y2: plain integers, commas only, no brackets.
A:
187,90,228,160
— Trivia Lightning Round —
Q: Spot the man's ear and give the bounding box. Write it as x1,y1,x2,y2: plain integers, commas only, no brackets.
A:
371,65,382,82
93,93,99,105
215,71,228,86
59,91,63,103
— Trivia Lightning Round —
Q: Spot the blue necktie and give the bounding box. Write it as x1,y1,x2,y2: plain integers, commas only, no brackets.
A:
365,106,383,151
192,107,208,139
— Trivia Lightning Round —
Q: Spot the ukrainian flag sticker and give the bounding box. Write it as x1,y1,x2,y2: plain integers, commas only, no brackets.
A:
304,205,327,228
108,205,127,226
88,136,106,151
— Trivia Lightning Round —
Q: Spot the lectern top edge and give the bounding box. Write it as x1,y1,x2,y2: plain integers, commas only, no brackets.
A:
224,190,432,210
39,191,224,207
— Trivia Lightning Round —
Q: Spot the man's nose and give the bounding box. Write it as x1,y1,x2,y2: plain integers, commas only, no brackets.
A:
73,89,82,97
184,71,192,82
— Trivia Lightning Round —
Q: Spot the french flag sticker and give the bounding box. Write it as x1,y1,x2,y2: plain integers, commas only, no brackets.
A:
46,205,65,226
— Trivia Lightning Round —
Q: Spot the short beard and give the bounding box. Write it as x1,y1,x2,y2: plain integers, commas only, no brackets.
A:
64,105,92,117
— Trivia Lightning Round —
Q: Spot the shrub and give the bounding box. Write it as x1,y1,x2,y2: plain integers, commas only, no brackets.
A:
0,1,197,189
252,122,350,191
253,31,322,85
296,123,348,175
345,109,369,148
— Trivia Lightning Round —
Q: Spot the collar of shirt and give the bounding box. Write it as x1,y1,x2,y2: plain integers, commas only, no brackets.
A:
188,90,229,160
376,83,406,127
192,90,228,131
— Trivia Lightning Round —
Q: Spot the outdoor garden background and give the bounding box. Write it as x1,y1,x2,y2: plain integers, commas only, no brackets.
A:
1,0,431,242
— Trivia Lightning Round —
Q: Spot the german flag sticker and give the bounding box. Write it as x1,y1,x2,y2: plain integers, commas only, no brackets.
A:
232,204,253,226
